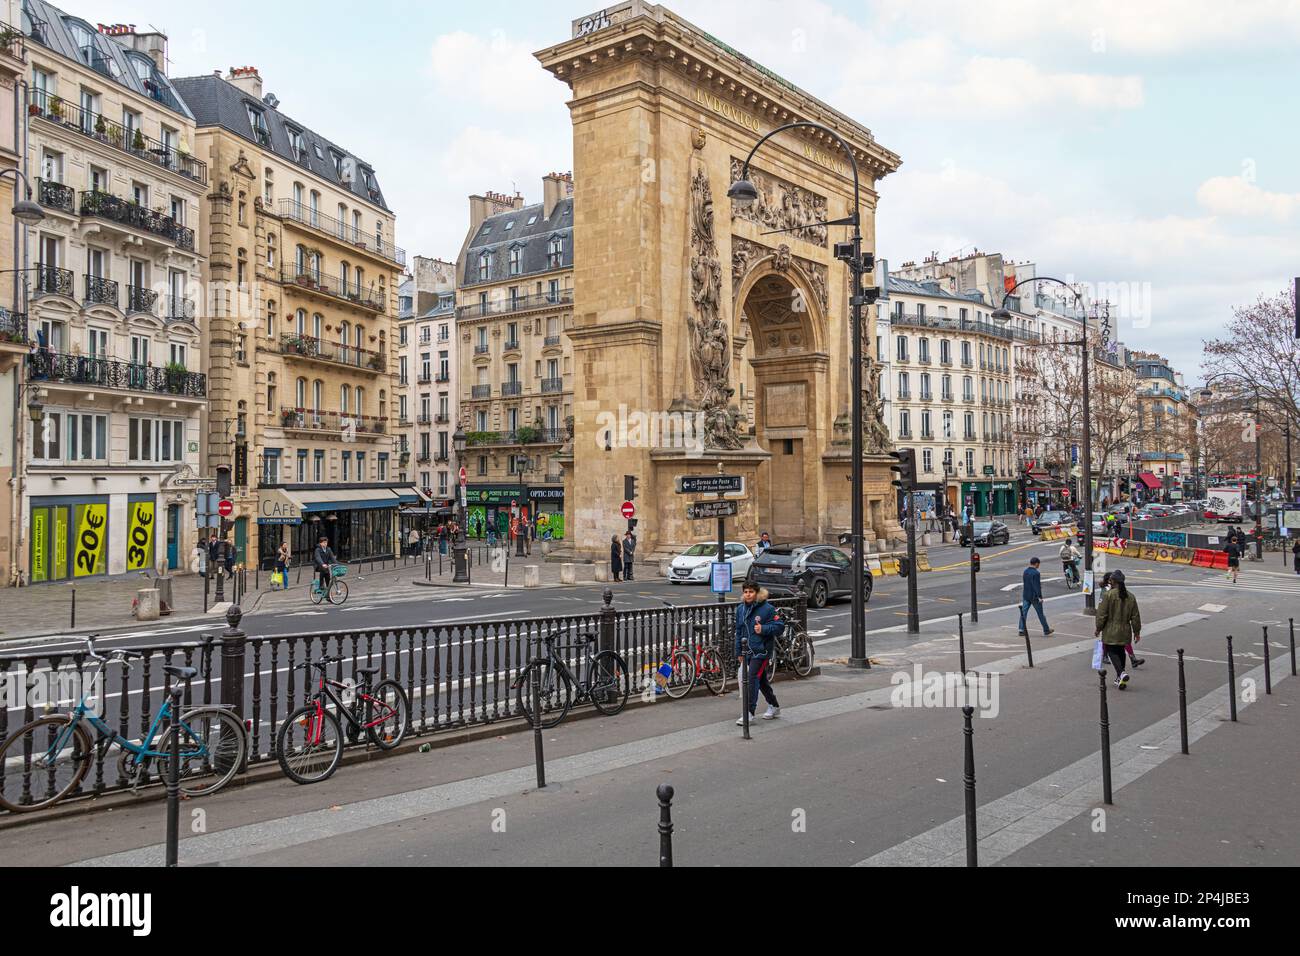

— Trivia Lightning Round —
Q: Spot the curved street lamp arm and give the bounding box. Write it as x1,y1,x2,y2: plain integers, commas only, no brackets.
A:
996,274,1085,313
736,121,861,223
0,167,34,197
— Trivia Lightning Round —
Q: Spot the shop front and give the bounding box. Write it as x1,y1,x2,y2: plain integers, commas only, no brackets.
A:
960,481,1018,518
528,487,566,540
465,485,527,540
28,493,161,584
254,485,425,566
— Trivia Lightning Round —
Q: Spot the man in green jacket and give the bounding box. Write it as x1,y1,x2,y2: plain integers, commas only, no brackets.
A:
1094,569,1141,690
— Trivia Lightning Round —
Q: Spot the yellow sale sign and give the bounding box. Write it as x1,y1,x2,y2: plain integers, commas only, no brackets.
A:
73,502,108,577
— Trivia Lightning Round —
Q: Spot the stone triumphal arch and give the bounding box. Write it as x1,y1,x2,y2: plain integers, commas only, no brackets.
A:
537,1,904,559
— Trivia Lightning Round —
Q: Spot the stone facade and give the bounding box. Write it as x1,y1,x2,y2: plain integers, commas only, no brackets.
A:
536,1,903,558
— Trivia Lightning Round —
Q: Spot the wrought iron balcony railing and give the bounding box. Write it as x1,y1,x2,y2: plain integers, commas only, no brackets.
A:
84,274,119,307
544,334,561,346
28,351,206,397
281,271,385,312
79,190,195,250
278,407,387,435
165,296,196,322
471,384,491,399
0,310,28,345
126,284,157,314
28,89,208,184
37,178,73,213
457,290,573,320
541,377,563,394
278,334,386,372
501,382,522,397
34,265,73,297
277,200,406,266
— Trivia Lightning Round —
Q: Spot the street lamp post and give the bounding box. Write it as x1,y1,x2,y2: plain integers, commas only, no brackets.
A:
730,122,876,668
1200,376,1266,560
452,426,470,582
993,277,1097,613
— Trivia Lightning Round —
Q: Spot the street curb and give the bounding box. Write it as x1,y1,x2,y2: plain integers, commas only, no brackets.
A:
0,666,819,832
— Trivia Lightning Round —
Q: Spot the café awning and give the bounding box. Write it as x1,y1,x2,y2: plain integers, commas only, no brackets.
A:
1138,472,1162,490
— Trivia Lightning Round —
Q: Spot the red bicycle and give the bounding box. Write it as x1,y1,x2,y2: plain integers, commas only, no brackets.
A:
661,608,729,699
276,655,410,784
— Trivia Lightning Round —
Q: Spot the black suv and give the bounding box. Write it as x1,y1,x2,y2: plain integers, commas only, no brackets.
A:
747,544,873,609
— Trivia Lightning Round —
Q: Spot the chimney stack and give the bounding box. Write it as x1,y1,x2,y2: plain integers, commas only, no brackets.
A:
99,23,170,75
542,171,573,219
468,190,520,235
226,66,263,100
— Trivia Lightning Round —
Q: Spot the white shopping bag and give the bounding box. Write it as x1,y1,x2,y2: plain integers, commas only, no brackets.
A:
1091,639,1105,671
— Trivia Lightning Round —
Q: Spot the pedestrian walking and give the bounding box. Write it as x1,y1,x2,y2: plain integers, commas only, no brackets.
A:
1017,557,1055,637
1292,538,1300,575
610,535,623,582
734,581,784,725
622,529,636,581
1095,569,1141,690
274,541,290,590
407,527,420,557
1224,537,1241,584
1099,571,1143,668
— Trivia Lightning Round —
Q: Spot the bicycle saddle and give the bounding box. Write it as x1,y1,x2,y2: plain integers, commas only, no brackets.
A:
163,664,197,681
354,665,382,677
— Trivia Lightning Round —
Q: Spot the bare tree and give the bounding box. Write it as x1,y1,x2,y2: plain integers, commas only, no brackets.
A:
1203,287,1300,434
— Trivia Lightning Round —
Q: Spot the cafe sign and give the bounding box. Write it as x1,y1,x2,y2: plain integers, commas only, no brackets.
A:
258,488,302,525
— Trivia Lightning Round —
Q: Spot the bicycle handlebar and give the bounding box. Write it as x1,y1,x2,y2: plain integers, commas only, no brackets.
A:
83,636,144,664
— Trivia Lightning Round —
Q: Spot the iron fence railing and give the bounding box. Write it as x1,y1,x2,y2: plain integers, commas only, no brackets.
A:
278,200,405,266
282,270,385,312
0,310,27,345
33,265,73,297
126,284,158,314
79,189,195,250
279,333,385,372
83,274,119,307
27,350,206,397
36,178,73,213
0,594,807,812
278,406,388,434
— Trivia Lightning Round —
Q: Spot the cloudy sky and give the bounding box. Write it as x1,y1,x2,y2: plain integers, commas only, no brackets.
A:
71,0,1300,378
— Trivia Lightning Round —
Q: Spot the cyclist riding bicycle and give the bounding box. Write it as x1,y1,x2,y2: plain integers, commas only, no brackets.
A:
1059,538,1083,585
312,535,337,593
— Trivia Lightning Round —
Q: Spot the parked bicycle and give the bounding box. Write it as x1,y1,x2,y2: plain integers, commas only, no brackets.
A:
767,608,814,678
275,655,411,785
309,564,349,605
514,631,630,729
0,636,247,813
659,604,728,699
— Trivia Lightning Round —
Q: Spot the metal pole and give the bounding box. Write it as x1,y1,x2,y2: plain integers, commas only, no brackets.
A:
531,663,545,789
70,587,75,628
1262,625,1271,695
1254,392,1264,560
657,783,674,868
741,638,751,740
905,505,919,633
968,515,978,623
165,682,182,867
1098,669,1112,804
1225,635,1237,722
957,612,967,675
1177,648,1189,755
1290,617,1296,677
1079,303,1096,614
962,705,977,867
848,193,867,669
717,512,726,605
1023,628,1034,668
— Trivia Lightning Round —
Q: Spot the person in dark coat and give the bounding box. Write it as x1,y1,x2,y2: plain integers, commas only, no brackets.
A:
1017,557,1054,637
1292,537,1300,575
622,530,636,581
734,582,784,723
610,535,623,582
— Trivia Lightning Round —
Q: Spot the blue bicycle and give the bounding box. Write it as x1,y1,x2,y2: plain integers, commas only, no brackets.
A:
0,637,247,813
309,564,349,605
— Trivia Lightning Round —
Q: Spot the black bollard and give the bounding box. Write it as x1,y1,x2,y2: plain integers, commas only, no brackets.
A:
165,682,182,867
1023,629,1034,668
1290,618,1296,677
1263,626,1272,695
657,783,675,868
962,705,977,867
1177,649,1189,755
1226,635,1237,722
70,587,76,628
203,570,209,613
958,612,967,675
531,663,545,789
740,642,751,740
1098,669,1113,805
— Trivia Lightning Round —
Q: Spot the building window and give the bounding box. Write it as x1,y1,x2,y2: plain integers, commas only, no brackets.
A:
478,252,490,281
922,449,933,473
508,246,521,276
548,235,562,269
940,339,951,364
128,418,183,464
341,451,351,482
896,336,908,362
64,413,108,462
477,455,487,476
314,450,324,483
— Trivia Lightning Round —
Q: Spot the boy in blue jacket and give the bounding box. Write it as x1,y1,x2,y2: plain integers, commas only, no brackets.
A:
735,582,785,723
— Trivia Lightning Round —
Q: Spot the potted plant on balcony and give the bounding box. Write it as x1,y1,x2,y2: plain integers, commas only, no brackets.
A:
0,27,20,54
366,353,383,371
164,360,188,393
514,425,541,445
28,102,40,117
93,114,108,139
131,127,147,152
281,407,300,427
47,95,64,122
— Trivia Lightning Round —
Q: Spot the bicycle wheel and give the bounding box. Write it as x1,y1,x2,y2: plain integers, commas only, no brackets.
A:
328,580,349,605
698,647,728,696
275,705,343,785
515,660,572,729
663,649,696,700
309,581,324,605
156,707,246,797
0,716,93,813
365,681,410,750
589,651,630,716
790,629,815,678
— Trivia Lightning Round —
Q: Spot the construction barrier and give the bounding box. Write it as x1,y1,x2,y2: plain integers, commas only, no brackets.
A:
1191,549,1218,568
880,557,901,576
916,554,932,572
867,557,883,577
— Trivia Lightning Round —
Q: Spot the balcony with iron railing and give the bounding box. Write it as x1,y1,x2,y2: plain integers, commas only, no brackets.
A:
27,89,208,184
544,334,562,347
474,344,490,355
468,428,567,447
503,339,520,352
278,334,386,373
36,178,74,213
281,270,385,313
435,413,450,425
84,275,119,307
126,284,157,314
501,381,523,397
278,407,387,435
416,414,433,425
435,372,450,383
33,265,73,297
0,310,28,346
457,290,573,320
165,295,196,323
541,377,564,394
79,190,195,250
417,372,433,385
471,384,491,399
277,200,406,267
28,351,206,398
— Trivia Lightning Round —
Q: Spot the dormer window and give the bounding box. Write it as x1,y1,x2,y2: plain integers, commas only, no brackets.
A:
504,220,514,231
547,235,563,269
246,105,270,146
508,246,522,277
286,128,306,163
478,251,490,282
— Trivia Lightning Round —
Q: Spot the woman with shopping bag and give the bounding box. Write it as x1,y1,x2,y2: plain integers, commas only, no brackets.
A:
274,541,290,590
1094,569,1141,691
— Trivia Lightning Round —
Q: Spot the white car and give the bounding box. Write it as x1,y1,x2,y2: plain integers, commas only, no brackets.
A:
668,542,754,584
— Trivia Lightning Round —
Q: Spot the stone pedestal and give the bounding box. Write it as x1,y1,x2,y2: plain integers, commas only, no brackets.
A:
594,565,609,583
135,588,160,621
524,566,540,588
560,563,577,585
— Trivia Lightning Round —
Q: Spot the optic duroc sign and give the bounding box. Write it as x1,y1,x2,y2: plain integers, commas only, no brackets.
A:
674,475,745,495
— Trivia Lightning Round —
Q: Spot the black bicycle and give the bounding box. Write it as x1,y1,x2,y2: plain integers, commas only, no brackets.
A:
276,655,411,785
768,608,815,678
513,632,630,729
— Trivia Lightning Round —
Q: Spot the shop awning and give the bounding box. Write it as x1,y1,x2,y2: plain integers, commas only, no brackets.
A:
390,486,431,505
1138,472,1162,490
291,487,417,512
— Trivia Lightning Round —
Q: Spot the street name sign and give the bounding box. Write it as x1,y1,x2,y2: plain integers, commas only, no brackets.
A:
675,475,745,495
686,499,739,520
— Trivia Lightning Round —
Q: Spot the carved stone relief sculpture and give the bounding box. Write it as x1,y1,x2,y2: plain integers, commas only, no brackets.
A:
729,157,829,247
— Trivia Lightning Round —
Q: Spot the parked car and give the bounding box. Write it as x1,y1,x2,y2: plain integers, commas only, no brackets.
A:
747,544,873,609
668,541,754,584
960,520,1011,547
1031,510,1075,535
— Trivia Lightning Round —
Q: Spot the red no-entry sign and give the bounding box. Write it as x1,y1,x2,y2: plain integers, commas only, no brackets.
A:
218,499,234,517
621,501,635,519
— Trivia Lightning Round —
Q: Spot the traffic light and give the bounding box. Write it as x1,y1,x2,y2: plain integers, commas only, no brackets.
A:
889,449,917,490
623,474,639,502
897,556,911,578
971,552,981,574
215,464,231,498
